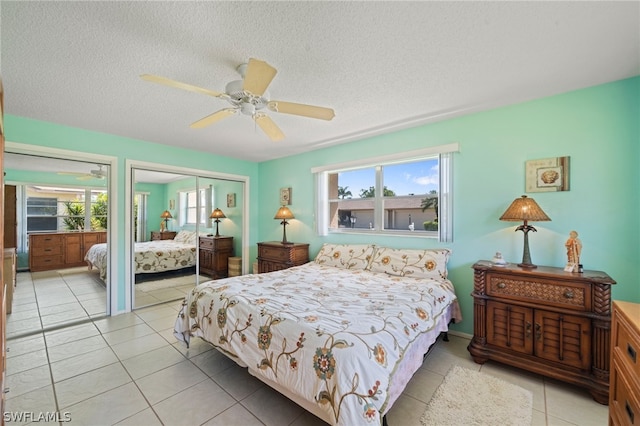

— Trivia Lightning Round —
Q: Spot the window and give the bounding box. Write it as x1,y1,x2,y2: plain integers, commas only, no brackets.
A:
26,186,108,233
179,186,213,226
313,143,457,242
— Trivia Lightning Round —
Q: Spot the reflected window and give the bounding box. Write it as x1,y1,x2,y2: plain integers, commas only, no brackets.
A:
26,185,108,232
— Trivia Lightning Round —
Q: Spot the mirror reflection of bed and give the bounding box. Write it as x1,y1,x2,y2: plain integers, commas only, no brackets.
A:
131,169,244,309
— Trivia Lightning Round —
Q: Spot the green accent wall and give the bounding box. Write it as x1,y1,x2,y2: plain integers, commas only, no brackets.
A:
258,76,640,334
5,76,639,332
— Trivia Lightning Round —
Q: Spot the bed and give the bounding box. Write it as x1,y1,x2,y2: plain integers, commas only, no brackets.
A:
174,243,462,426
84,230,198,280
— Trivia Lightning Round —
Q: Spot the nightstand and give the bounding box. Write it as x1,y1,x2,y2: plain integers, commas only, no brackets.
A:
151,231,176,241
199,236,233,279
257,241,309,273
468,260,616,404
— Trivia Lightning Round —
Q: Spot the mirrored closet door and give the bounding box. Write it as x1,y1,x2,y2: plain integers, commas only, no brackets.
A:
4,152,111,337
131,168,245,309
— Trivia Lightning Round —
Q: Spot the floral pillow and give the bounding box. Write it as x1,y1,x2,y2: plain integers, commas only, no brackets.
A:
368,247,451,280
173,230,194,243
314,243,376,270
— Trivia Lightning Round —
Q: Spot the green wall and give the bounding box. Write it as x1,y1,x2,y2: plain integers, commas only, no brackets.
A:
257,77,640,335
5,77,638,328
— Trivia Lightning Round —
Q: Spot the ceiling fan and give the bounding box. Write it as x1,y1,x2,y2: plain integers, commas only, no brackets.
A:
141,58,335,141
57,165,107,181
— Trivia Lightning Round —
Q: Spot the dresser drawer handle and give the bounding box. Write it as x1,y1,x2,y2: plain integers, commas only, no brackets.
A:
626,400,635,424
497,282,506,289
628,343,637,363
563,290,574,299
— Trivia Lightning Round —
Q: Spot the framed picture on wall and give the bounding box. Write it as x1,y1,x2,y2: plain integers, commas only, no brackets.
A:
525,156,570,192
280,187,292,205
226,193,236,208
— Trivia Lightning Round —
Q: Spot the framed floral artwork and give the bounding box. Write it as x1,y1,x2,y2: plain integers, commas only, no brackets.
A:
525,156,570,193
280,187,292,205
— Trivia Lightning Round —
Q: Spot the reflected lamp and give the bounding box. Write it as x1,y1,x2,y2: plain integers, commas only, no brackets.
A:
160,210,172,231
499,195,551,269
210,208,226,237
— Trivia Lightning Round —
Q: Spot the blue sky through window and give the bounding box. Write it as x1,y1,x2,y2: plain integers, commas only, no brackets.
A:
338,158,438,197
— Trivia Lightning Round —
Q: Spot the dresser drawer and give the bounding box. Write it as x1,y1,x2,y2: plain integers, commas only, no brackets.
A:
258,244,293,262
30,234,64,248
487,274,590,311
30,255,64,269
31,245,63,257
614,312,640,385
611,357,640,426
199,238,214,250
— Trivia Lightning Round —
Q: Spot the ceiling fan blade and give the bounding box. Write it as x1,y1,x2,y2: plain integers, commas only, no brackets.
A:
255,113,285,141
190,108,237,129
140,74,224,98
268,101,335,121
242,58,277,96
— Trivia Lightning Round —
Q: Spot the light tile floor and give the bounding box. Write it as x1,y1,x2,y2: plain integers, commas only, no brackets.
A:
7,267,200,338
5,278,609,425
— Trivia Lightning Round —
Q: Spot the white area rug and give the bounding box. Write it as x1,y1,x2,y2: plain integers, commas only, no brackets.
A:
420,365,533,426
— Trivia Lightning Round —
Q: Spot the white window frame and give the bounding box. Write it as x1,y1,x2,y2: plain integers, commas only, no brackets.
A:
312,143,458,242
179,185,213,227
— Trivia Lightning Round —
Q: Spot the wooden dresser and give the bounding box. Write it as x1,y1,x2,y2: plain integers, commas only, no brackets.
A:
468,261,616,404
29,231,107,272
199,236,233,279
609,300,640,425
151,231,177,241
257,241,309,273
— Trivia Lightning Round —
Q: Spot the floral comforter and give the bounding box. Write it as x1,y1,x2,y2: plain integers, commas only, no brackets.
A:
174,262,461,425
84,240,197,280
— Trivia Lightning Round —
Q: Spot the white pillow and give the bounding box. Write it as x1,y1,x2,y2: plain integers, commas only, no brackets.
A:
314,243,376,270
368,247,451,280
173,230,193,243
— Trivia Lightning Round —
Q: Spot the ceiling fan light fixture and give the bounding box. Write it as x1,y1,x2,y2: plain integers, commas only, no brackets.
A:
241,102,255,116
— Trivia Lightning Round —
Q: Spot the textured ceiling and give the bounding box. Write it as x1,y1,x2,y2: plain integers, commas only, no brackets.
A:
2,1,639,163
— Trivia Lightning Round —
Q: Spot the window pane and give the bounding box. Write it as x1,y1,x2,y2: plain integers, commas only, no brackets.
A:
383,159,438,197
336,169,375,200
383,159,439,231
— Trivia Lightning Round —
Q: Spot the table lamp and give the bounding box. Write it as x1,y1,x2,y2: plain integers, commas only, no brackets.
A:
210,208,226,237
499,195,551,268
274,206,294,244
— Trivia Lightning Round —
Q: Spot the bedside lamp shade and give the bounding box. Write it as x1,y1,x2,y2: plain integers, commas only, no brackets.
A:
160,210,172,231
500,195,550,268
274,206,294,245
210,208,226,237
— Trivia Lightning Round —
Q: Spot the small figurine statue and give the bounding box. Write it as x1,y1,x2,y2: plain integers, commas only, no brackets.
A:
565,230,582,271
492,252,507,265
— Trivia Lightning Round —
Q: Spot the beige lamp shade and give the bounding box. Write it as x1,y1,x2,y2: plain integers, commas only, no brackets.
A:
499,195,550,269
210,208,226,219
210,208,226,237
274,206,295,220
274,206,294,244
499,195,551,222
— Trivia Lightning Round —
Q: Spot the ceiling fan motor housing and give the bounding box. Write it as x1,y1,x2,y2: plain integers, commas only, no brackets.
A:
225,79,269,115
